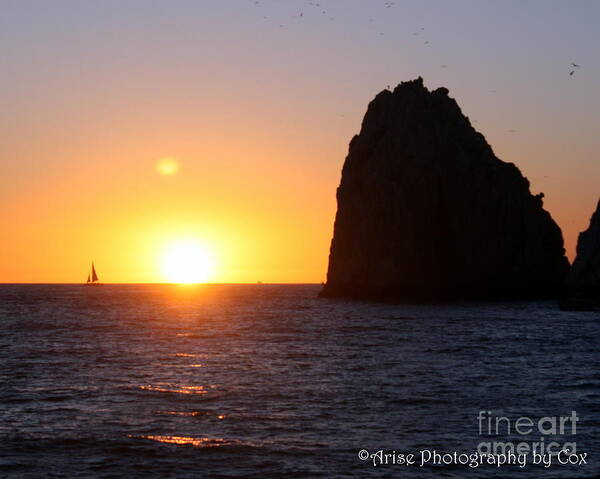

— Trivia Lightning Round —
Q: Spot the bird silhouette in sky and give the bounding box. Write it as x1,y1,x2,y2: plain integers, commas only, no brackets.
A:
569,70,575,76
571,62,581,68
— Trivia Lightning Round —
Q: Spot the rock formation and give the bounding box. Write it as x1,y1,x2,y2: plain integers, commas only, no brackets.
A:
561,199,600,310
320,77,569,301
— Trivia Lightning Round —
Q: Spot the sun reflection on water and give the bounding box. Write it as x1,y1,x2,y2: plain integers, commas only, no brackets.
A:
155,410,210,417
130,435,233,447
138,384,207,395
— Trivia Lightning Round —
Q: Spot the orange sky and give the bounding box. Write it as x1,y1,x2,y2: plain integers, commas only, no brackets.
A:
1,1,598,283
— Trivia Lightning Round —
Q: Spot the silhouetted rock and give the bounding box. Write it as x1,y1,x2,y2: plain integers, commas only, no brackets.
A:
320,77,569,301
560,199,600,310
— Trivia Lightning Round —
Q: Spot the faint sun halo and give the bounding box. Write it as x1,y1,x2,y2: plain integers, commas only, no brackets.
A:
156,157,180,176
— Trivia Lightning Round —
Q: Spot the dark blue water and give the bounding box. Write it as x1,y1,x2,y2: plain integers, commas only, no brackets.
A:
0,284,598,478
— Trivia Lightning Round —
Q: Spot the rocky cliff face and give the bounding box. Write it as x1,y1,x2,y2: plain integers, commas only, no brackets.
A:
561,200,600,310
320,77,569,301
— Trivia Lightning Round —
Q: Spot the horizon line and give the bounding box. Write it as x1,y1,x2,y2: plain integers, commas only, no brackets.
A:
0,282,323,285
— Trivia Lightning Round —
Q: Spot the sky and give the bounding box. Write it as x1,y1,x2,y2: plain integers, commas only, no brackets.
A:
0,0,599,283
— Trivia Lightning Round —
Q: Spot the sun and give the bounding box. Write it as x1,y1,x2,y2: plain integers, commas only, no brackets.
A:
161,239,216,284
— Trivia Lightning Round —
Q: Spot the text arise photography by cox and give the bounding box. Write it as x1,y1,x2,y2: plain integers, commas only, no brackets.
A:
357,410,589,470
358,449,588,469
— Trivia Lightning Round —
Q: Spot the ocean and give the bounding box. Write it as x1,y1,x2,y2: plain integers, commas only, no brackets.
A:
0,284,598,478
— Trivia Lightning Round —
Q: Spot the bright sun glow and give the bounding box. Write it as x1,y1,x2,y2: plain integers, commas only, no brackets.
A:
161,239,216,284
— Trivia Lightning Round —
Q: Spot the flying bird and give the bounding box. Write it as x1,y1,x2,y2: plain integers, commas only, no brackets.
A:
571,62,581,68
569,70,575,76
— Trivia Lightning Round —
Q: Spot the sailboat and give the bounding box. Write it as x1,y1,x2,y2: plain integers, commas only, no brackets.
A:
85,261,101,285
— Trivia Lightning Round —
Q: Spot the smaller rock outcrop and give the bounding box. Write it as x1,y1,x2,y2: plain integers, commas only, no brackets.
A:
561,199,600,311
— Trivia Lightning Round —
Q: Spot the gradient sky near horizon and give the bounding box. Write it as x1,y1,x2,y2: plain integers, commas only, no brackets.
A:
1,0,599,283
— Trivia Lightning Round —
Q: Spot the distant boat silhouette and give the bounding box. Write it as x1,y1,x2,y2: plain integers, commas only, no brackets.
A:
85,262,101,285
